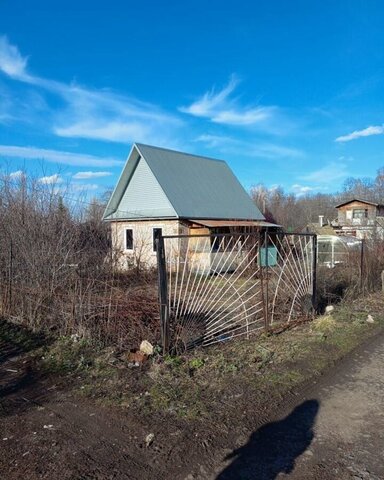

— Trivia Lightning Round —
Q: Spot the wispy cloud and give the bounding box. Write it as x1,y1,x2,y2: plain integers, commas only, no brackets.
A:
335,125,384,142
180,75,279,129
0,36,182,145
196,134,235,149
0,145,123,167
72,171,112,179
0,36,28,77
196,134,304,159
38,173,62,185
300,161,349,183
290,184,320,197
71,183,99,192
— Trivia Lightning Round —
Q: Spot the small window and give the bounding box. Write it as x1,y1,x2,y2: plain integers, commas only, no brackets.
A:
125,229,133,250
210,227,230,252
153,228,162,252
352,209,368,219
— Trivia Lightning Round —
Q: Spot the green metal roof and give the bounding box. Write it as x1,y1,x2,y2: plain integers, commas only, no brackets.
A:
104,143,264,221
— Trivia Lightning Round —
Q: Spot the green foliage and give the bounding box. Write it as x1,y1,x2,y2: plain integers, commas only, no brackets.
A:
188,357,205,370
41,336,94,373
164,354,184,369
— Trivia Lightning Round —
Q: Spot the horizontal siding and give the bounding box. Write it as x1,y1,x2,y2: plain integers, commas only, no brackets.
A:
114,157,177,219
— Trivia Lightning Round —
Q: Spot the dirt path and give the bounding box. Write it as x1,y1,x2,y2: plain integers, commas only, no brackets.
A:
1,328,384,479
201,331,384,480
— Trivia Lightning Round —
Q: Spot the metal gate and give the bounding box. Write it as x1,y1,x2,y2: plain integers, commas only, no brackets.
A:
157,231,317,353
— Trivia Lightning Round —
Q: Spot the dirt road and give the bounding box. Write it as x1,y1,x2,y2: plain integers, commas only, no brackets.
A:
208,331,384,480
1,328,384,479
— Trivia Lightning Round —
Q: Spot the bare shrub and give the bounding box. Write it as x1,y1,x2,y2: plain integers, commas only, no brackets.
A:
316,238,384,312
0,173,160,349
362,240,384,292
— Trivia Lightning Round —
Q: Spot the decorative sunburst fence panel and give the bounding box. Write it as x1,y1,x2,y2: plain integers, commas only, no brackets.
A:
156,232,316,353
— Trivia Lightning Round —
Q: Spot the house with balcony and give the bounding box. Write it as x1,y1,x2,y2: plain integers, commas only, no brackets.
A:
334,199,384,239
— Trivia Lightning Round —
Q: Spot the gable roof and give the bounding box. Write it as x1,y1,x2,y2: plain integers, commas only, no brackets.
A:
103,143,264,221
335,198,382,208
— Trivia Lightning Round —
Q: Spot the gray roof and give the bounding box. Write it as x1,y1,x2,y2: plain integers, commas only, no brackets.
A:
104,143,264,221
335,198,382,208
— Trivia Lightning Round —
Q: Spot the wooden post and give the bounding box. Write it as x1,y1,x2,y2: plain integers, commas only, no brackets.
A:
360,239,364,292
156,234,170,354
381,270,384,293
311,235,317,312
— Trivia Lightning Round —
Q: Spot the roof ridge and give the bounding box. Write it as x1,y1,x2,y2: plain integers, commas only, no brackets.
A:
135,142,227,164
335,198,381,207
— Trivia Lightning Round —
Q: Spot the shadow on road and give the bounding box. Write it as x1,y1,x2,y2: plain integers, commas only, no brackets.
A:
0,317,46,366
216,399,319,480
0,318,49,418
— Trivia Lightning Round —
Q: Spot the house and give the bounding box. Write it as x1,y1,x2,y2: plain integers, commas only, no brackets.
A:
334,199,384,239
103,143,275,269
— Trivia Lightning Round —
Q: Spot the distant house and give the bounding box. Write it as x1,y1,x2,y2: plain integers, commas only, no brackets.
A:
334,199,384,239
103,143,275,269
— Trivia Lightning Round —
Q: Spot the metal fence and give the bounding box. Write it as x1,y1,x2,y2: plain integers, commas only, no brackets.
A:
157,231,317,353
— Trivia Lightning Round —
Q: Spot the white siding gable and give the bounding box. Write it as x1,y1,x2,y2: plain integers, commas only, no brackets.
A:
115,157,177,219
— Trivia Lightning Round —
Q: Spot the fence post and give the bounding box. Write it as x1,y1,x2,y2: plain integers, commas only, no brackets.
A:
360,239,364,292
156,234,170,354
264,228,269,330
311,234,317,312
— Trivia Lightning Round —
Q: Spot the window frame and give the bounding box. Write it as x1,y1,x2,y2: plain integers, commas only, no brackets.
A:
352,209,368,219
124,228,134,251
152,227,163,253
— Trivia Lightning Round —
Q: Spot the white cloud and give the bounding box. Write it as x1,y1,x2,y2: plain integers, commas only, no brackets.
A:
0,36,182,145
0,36,28,78
335,125,384,142
180,75,278,128
290,184,319,197
196,134,234,149
55,119,153,143
0,145,123,167
249,143,304,159
181,75,239,117
212,108,274,126
38,173,62,185
71,183,99,192
300,161,349,183
72,171,112,179
196,134,304,159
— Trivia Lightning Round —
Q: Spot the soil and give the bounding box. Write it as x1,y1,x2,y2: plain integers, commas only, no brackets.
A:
1,321,384,479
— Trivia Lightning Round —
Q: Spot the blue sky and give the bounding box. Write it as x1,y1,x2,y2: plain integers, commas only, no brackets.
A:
1,0,384,197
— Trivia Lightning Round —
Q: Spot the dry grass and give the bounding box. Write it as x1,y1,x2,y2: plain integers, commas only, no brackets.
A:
26,291,384,424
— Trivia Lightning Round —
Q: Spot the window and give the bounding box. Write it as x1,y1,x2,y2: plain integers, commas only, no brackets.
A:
125,229,133,250
210,227,230,251
153,228,162,252
352,209,368,219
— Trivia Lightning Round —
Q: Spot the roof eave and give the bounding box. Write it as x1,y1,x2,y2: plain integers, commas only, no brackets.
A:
335,198,380,208
102,143,140,220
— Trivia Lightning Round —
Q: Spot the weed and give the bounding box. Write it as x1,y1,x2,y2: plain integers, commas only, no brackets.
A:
164,354,184,369
41,336,94,373
312,315,337,334
188,357,205,370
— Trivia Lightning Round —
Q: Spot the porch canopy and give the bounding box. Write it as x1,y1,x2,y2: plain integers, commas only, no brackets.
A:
190,219,280,228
